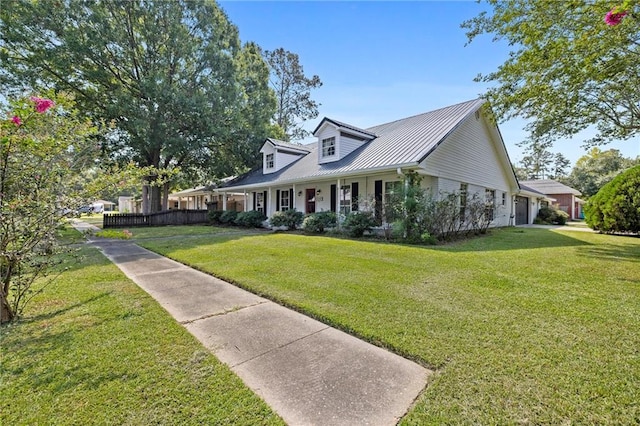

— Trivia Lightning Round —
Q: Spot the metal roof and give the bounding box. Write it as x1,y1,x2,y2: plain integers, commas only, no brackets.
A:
312,117,378,138
266,138,312,153
223,98,486,190
519,180,581,196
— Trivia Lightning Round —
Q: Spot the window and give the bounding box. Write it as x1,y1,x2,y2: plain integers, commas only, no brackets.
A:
384,181,403,200
280,190,290,211
485,189,496,222
502,192,506,206
322,137,336,157
384,181,403,222
340,185,351,215
459,183,468,221
265,153,274,169
256,192,264,213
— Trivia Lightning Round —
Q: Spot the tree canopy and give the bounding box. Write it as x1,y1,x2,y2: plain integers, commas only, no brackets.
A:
563,148,638,197
0,0,276,212
265,48,322,141
463,0,639,146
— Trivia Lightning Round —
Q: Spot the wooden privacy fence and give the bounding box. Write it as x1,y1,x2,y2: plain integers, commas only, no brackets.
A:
103,209,209,228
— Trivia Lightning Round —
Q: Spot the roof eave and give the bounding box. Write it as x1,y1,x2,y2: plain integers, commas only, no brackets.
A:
218,162,421,191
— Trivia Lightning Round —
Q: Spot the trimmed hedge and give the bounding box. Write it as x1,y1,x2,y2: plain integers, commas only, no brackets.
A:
270,209,304,230
234,211,266,228
219,210,238,224
585,165,640,234
534,206,569,225
302,211,337,234
343,211,377,237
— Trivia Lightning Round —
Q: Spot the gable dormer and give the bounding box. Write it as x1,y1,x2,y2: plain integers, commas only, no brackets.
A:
260,138,311,174
312,118,376,164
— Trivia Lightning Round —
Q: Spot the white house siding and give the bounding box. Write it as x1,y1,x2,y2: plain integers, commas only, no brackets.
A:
421,114,514,227
422,114,513,194
261,143,276,173
339,136,366,159
315,126,340,165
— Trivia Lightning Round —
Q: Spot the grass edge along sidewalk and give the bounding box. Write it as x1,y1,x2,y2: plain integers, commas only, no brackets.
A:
0,243,284,425
137,227,640,425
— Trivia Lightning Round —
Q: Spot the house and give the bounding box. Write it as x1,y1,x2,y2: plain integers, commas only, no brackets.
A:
519,180,584,220
219,99,542,227
169,182,245,212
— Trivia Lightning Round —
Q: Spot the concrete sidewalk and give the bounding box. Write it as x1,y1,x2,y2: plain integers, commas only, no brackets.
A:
77,223,430,425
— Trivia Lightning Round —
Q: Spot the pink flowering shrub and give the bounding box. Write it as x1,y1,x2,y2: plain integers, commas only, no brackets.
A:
30,96,55,113
11,116,22,126
605,8,627,26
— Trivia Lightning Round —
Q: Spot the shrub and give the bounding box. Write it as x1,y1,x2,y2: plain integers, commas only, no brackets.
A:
343,211,377,238
554,209,569,225
302,211,337,234
269,209,304,230
234,210,266,228
219,210,238,225
535,206,569,225
208,210,224,224
585,165,640,234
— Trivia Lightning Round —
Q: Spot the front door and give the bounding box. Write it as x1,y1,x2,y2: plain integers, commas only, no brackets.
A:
515,196,529,225
306,188,316,214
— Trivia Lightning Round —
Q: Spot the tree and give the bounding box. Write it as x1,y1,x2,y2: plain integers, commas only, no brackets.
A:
584,165,640,233
1,94,97,322
564,148,638,197
463,1,640,146
550,153,571,180
265,48,322,141
0,0,276,213
517,138,554,179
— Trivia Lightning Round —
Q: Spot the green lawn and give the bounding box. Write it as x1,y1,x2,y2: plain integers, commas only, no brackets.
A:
0,243,283,425
138,227,640,424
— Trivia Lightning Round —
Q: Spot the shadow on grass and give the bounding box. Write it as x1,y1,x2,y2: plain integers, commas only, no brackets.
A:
575,245,640,264
26,292,111,323
435,228,594,252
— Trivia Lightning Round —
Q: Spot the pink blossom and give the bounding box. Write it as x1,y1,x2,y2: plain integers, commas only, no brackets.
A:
30,96,55,113
605,9,627,26
11,115,22,126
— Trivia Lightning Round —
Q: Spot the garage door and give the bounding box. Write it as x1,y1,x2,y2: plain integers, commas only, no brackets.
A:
515,196,529,225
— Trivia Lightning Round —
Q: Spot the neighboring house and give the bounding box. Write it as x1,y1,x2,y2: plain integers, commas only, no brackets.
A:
519,180,584,220
169,182,245,212
219,99,542,227
169,186,213,210
94,199,116,212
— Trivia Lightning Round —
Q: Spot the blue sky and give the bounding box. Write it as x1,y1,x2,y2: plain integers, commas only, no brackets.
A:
219,1,640,167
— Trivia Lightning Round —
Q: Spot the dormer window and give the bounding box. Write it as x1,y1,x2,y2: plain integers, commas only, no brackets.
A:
322,137,336,157
265,153,274,169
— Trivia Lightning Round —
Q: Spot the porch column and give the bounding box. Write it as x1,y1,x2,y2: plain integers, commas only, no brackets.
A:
243,190,247,212
292,184,296,210
267,187,272,216
336,179,341,214
222,192,227,211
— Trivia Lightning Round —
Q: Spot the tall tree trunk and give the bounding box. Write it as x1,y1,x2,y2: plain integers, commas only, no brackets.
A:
142,183,150,215
150,185,161,213
162,181,170,211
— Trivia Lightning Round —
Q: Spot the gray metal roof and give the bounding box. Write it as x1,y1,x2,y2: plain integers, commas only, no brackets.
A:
223,98,486,189
266,138,312,153
519,180,581,196
313,117,378,138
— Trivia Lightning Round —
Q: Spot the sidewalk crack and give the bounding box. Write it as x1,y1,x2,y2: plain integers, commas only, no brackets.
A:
180,300,268,325
231,325,331,368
